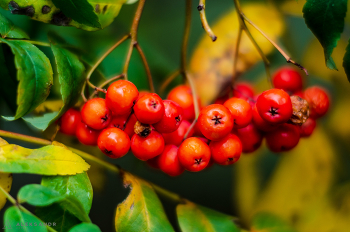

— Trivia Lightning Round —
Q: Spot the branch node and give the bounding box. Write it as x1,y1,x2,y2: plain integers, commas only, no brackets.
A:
197,4,204,11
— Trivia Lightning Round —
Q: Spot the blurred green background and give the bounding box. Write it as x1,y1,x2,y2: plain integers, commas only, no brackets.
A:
1,0,350,231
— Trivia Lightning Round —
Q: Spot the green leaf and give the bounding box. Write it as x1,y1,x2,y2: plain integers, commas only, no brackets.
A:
0,144,90,175
22,112,60,131
251,212,297,232
343,39,350,82
4,206,48,232
41,172,93,214
0,39,53,120
176,200,240,232
18,184,64,206
115,172,174,232
302,0,347,70
51,0,101,28
0,12,29,39
69,223,101,232
36,203,80,232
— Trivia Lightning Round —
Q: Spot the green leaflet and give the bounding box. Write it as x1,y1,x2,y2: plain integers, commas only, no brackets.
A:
115,172,174,232
0,39,53,120
303,0,347,70
0,0,127,31
4,206,48,232
0,144,90,175
69,223,101,232
176,200,240,232
0,12,29,39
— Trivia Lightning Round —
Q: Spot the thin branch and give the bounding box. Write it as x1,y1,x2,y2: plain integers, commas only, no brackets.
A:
159,69,181,94
241,13,308,75
183,119,197,140
181,0,192,73
186,73,200,118
89,74,124,99
135,43,155,93
232,26,243,84
197,0,217,42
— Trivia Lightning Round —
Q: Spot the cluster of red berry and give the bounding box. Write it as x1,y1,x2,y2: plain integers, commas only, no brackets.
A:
58,67,330,177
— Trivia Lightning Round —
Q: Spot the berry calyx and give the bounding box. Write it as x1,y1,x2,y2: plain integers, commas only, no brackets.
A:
265,123,300,152
289,95,309,125
252,104,278,132
256,89,293,124
157,145,184,176
106,80,139,116
59,108,81,136
197,104,233,141
223,97,253,128
134,121,152,137
153,100,183,133
178,137,211,172
97,128,130,159
75,121,100,146
134,93,165,124
273,67,303,93
131,130,165,161
81,98,111,130
209,134,242,165
304,86,330,119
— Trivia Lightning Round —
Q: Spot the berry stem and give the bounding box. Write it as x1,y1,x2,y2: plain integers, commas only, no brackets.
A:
0,130,182,204
89,74,124,100
134,42,155,93
159,69,181,94
232,26,243,85
198,0,217,42
181,0,191,75
0,186,58,232
183,118,197,140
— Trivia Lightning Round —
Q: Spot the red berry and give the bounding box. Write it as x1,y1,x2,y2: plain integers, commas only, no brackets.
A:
299,118,316,137
106,80,139,116
76,121,100,146
97,128,130,159
209,134,242,165
273,67,303,93
60,108,81,135
153,100,183,133
131,131,165,161
256,89,293,124
137,90,150,100
223,98,253,128
266,124,300,152
134,93,165,124
233,82,255,100
234,123,263,153
162,120,194,146
108,114,137,138
81,98,111,130
167,85,199,121
197,104,233,141
304,86,330,119
178,137,211,172
252,104,278,132
157,145,184,176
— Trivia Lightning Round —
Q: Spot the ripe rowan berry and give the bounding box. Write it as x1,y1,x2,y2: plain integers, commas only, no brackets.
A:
134,93,165,124
108,114,137,138
178,137,211,172
197,104,233,141
106,80,139,116
266,124,300,152
209,134,242,165
59,108,81,136
75,121,100,146
273,67,303,93
97,128,130,159
153,100,183,133
157,145,184,176
256,89,293,124
234,123,263,153
81,98,111,130
162,120,194,146
131,130,165,161
233,82,255,100
304,86,330,119
252,104,278,132
167,85,199,121
223,97,253,128
299,118,316,137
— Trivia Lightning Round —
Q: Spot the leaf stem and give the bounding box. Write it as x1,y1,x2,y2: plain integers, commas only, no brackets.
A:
134,42,155,92
197,0,217,42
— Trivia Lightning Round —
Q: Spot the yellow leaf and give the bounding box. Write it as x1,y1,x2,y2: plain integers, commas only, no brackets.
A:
33,100,64,115
0,138,8,146
190,3,284,105
0,172,12,211
0,144,90,175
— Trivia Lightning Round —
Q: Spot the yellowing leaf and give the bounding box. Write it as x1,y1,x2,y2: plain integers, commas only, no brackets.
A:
189,3,284,105
33,100,64,114
0,172,12,211
0,144,90,175
115,172,174,232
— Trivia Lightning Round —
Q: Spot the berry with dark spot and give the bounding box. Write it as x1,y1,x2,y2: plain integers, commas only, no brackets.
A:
131,131,164,161
97,128,130,159
134,93,165,124
81,98,111,130
153,100,183,133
